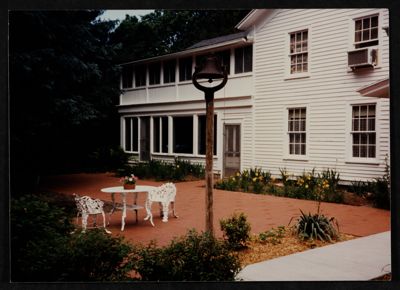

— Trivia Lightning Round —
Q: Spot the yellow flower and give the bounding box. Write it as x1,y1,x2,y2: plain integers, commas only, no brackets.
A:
236,172,240,177
177,165,180,168
252,177,257,182
305,184,309,189
307,175,311,180
255,172,259,177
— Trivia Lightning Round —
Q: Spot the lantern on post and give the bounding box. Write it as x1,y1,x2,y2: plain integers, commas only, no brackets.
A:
192,55,228,235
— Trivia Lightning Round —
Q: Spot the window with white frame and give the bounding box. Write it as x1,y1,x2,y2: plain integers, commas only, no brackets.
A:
135,65,146,87
125,117,138,152
179,57,192,82
354,15,379,49
163,59,176,83
198,115,217,155
149,62,161,85
122,65,133,88
234,45,252,74
288,108,306,155
153,116,169,153
173,116,193,154
289,30,308,74
351,104,376,158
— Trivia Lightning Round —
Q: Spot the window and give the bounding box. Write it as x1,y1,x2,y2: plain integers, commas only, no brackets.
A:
198,115,217,155
235,45,252,74
351,104,376,158
152,116,169,153
122,65,133,88
125,117,138,152
135,65,146,87
149,63,161,85
179,57,192,82
289,30,308,74
354,15,379,49
173,116,193,154
288,108,306,155
163,59,176,83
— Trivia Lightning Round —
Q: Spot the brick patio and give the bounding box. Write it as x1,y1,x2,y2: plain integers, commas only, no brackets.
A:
39,172,390,246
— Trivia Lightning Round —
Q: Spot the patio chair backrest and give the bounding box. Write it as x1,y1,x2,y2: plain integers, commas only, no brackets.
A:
148,183,176,203
73,193,104,215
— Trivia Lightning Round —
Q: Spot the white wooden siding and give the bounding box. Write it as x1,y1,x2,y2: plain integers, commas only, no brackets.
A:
252,9,390,181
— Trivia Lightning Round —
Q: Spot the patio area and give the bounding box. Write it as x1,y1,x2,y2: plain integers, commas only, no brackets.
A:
39,172,390,246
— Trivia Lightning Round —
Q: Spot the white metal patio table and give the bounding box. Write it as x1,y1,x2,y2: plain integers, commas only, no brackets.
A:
101,185,156,231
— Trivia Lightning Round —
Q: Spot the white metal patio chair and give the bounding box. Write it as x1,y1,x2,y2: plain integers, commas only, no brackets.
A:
73,193,111,234
144,183,178,226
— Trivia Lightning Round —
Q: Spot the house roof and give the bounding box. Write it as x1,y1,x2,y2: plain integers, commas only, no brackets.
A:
235,9,271,31
120,31,252,66
357,78,389,98
187,31,248,49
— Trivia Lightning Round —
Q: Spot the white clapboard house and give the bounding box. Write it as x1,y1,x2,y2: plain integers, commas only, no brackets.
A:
118,9,390,182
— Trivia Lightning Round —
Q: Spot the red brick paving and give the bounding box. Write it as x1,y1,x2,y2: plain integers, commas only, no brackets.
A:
39,172,390,246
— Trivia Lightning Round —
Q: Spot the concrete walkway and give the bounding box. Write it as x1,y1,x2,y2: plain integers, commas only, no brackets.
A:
236,231,391,281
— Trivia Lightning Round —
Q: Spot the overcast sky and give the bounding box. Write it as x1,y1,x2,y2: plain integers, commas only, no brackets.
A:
99,10,154,22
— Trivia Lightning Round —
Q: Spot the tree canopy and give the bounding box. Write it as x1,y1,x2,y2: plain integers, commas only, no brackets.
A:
9,9,250,192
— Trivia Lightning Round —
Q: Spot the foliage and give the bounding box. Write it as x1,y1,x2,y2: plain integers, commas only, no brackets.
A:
215,168,271,193
121,174,139,185
258,226,286,245
368,178,390,210
292,210,339,242
350,180,371,197
11,194,133,281
111,10,251,62
87,145,130,172
220,213,252,250
10,11,121,191
130,229,241,281
118,158,205,181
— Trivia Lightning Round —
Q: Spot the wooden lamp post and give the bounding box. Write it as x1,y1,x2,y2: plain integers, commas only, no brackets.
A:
192,55,228,235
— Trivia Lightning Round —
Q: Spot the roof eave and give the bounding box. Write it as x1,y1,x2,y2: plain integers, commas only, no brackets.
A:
119,37,253,66
235,9,271,31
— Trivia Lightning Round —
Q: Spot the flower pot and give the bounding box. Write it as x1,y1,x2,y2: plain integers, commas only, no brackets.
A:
123,184,136,190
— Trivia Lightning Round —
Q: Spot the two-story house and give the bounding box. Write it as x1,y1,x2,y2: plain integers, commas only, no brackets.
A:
118,9,390,182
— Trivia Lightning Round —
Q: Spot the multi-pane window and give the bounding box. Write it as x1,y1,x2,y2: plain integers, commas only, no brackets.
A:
198,115,217,155
179,57,193,82
288,108,306,155
235,45,252,74
122,65,133,88
125,117,138,152
289,30,308,74
351,104,376,158
149,63,161,85
173,116,193,154
153,116,169,153
135,65,146,87
163,59,176,84
355,15,379,49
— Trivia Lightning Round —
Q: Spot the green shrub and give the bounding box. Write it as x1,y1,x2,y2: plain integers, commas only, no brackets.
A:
292,210,339,242
258,226,286,245
88,146,129,171
131,229,241,281
220,212,251,250
368,178,390,209
350,180,370,197
11,195,133,282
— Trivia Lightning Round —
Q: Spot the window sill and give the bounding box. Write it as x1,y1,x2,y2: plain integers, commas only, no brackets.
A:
284,73,310,81
345,158,380,165
283,156,309,161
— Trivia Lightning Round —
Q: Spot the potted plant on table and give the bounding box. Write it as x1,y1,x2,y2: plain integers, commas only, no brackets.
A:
121,174,138,189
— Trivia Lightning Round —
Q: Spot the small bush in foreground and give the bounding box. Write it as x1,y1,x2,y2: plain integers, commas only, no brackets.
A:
131,229,241,281
292,210,339,242
220,212,251,250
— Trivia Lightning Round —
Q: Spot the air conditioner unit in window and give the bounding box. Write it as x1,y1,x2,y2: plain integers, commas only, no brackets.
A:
348,47,378,70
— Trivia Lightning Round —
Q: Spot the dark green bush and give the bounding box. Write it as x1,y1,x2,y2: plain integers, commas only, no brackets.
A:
368,178,390,210
220,212,251,250
292,210,339,242
131,229,241,281
11,195,133,282
88,145,129,171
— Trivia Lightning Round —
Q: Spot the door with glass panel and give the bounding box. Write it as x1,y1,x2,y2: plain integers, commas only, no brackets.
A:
223,124,241,177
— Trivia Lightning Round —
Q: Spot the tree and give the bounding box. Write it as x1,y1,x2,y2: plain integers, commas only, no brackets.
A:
111,10,250,62
9,11,121,191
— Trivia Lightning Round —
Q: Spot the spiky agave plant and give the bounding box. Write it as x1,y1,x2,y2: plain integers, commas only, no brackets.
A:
293,210,339,242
